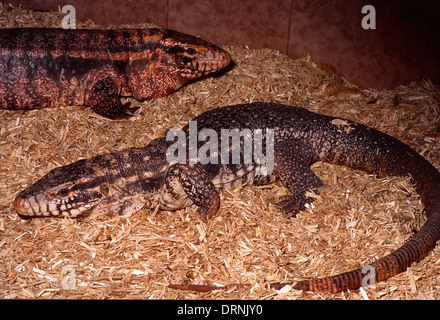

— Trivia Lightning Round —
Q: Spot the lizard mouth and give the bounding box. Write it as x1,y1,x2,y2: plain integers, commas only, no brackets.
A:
181,50,231,79
13,194,98,218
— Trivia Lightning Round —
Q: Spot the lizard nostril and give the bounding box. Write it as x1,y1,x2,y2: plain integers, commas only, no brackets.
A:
12,197,21,211
13,197,31,216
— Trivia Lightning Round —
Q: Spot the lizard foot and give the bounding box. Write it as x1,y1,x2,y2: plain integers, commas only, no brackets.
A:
275,194,311,217
196,194,220,221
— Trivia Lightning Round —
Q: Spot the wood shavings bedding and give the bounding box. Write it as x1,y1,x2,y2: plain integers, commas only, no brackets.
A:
0,2,439,299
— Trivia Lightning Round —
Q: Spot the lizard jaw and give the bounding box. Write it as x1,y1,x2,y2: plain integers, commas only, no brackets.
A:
180,49,231,79
13,189,163,219
13,193,98,218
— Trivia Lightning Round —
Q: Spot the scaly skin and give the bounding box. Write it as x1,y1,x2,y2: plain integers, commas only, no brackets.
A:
13,102,440,292
0,28,231,119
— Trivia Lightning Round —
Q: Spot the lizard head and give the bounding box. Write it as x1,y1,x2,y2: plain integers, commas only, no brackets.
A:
13,144,167,219
127,29,231,100
159,29,232,80
13,158,105,219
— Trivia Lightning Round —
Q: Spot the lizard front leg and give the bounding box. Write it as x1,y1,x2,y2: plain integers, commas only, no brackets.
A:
87,76,133,119
161,163,220,220
273,139,325,216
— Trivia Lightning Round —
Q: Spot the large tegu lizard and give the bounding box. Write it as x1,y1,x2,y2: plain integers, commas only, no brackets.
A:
0,28,231,119
13,102,440,293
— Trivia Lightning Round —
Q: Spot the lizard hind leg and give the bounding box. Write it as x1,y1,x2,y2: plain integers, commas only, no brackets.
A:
273,140,325,216
161,163,220,220
87,76,134,119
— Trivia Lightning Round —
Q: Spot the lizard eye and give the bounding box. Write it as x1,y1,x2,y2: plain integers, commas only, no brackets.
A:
185,47,197,56
100,183,109,195
57,187,70,197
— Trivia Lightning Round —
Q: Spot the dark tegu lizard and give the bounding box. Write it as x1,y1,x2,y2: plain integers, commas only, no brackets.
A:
13,102,440,293
0,28,231,119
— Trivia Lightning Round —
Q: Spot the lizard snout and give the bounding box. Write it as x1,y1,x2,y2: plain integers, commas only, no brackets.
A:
13,196,33,217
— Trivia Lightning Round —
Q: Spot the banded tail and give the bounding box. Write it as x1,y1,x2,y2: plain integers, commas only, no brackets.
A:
278,124,440,292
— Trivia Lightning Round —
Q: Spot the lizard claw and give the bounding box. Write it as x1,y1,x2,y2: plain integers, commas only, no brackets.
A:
275,194,309,217
119,102,140,119
196,196,220,221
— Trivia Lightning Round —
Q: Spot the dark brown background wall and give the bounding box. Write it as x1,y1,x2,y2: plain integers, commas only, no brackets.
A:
6,0,440,89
